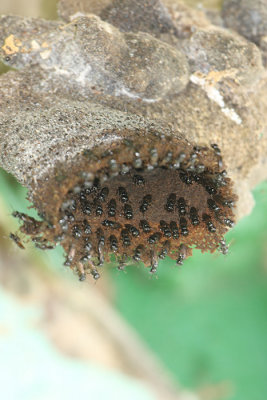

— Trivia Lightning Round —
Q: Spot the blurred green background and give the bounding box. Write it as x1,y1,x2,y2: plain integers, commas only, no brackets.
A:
110,181,267,400
1,166,267,400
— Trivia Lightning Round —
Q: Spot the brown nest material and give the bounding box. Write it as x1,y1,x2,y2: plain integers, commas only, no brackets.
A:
13,128,236,280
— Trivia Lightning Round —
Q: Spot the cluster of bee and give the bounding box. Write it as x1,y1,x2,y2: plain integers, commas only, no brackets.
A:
10,140,236,281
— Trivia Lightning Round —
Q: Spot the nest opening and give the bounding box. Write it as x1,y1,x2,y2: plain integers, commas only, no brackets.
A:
14,132,236,280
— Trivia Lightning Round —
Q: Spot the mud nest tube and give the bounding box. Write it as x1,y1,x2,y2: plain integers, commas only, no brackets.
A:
13,128,236,281
2,0,267,281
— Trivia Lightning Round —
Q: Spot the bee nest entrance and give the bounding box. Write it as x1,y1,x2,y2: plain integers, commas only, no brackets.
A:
17,132,237,280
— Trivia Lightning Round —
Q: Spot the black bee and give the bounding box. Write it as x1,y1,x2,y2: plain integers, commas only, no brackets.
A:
217,156,223,169
70,200,77,211
121,229,131,247
84,241,93,253
11,212,33,224
9,233,25,249
203,214,216,232
214,195,235,209
102,220,121,229
219,239,229,255
207,199,220,212
165,193,176,212
193,146,202,154
83,220,92,234
91,269,100,280
205,184,217,195
222,218,235,228
179,170,192,184
211,143,221,155
211,144,223,167
148,232,161,244
139,220,151,233
159,240,170,259
12,211,42,234
180,217,189,236
81,201,92,216
72,225,82,239
118,187,128,203
80,254,90,263
133,174,145,185
97,228,105,265
150,250,158,274
170,221,179,239
177,197,186,216
95,203,103,216
34,242,54,250
124,204,133,220
176,244,187,265
65,210,75,221
59,218,69,232
79,273,86,282
214,170,227,187
80,190,87,201
192,174,201,183
118,253,128,271
125,224,140,237
189,207,200,225
108,199,116,217
99,187,109,202
97,228,105,245
64,258,71,266
133,245,144,261
109,235,118,252
85,184,98,195
159,220,172,238
224,199,235,208
140,194,152,213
